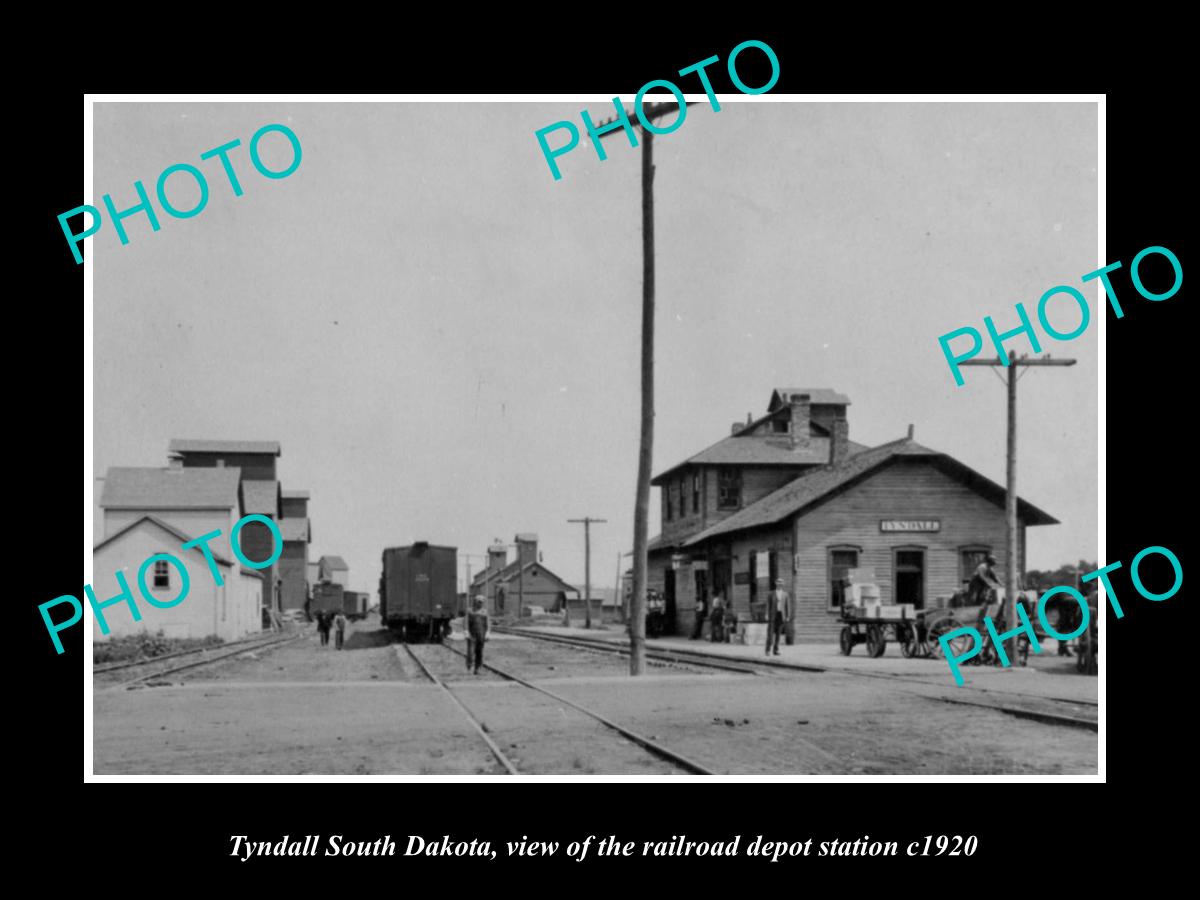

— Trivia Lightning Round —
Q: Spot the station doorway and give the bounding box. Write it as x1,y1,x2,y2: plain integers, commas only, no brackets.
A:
894,548,926,609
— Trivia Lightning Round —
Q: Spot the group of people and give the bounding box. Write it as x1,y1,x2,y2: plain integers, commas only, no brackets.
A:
690,578,792,656
314,609,347,649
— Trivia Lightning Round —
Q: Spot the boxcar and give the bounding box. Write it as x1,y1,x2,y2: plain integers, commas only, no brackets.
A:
342,590,367,619
380,542,457,642
311,582,345,617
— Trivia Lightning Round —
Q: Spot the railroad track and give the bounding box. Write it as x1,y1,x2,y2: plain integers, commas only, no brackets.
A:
98,633,303,689
93,631,296,674
399,641,715,775
497,626,1098,732
492,625,769,676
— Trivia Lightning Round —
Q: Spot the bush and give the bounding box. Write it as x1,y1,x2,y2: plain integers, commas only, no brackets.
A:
94,631,224,665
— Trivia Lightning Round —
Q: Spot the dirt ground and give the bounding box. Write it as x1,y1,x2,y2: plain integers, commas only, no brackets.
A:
92,621,1098,776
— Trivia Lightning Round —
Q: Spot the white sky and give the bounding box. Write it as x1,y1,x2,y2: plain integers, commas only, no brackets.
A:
92,100,1098,596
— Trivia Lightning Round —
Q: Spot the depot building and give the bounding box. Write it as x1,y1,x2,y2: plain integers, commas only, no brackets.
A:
647,388,1057,642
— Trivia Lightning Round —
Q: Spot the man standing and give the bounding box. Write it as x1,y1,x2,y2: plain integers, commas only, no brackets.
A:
316,611,331,647
691,593,708,640
766,578,791,656
333,611,347,650
466,594,490,675
709,594,725,643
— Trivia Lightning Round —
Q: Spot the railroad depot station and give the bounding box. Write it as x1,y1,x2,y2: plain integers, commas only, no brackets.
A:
647,388,1057,642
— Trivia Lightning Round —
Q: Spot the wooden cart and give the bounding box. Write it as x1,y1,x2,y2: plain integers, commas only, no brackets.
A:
838,605,920,658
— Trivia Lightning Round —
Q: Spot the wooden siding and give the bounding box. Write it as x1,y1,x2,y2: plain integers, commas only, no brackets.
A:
659,464,810,545
92,519,261,642
278,540,308,611
178,451,277,481
790,457,1027,639
280,496,307,518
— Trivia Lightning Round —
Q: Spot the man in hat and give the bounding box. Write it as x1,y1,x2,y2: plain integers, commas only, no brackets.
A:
765,578,791,656
968,554,1003,607
466,594,490,674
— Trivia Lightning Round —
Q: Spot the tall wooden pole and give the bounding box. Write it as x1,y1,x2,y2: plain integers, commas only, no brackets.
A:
615,551,624,624
593,101,686,675
960,352,1076,662
1005,352,1018,661
630,127,655,676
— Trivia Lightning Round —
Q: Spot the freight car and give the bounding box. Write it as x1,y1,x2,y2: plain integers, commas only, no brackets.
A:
379,542,458,642
342,590,368,620
310,581,344,617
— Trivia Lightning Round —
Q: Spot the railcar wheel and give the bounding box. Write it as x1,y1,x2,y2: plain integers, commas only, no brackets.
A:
839,626,854,656
866,625,886,658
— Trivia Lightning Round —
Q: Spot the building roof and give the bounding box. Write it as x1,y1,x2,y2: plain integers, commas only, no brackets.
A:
93,514,263,578
281,489,310,499
515,532,538,542
768,388,852,409
168,439,281,456
241,479,280,516
651,433,870,485
100,467,242,510
470,559,576,594
320,555,349,570
681,435,1057,547
280,517,311,542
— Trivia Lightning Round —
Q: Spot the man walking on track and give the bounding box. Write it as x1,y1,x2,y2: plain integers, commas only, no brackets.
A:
466,594,490,675
766,578,791,656
334,611,347,650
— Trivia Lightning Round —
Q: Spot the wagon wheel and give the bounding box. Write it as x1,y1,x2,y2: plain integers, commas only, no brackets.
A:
929,618,972,660
866,625,887,658
839,626,854,656
899,624,921,659
1017,636,1030,667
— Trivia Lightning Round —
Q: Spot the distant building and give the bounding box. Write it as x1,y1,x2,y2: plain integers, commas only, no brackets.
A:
169,439,284,614
649,388,1058,641
96,468,263,641
319,555,349,588
279,489,311,612
469,534,577,615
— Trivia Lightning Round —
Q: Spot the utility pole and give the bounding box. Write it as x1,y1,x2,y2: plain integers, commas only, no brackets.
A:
568,517,607,629
960,351,1076,663
596,99,689,675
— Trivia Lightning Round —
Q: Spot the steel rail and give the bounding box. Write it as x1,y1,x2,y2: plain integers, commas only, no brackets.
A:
400,643,520,776
437,641,716,775
102,634,303,689
498,626,1098,731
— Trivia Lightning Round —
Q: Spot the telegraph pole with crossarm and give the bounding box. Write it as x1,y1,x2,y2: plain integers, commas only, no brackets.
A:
959,351,1077,663
594,99,693,674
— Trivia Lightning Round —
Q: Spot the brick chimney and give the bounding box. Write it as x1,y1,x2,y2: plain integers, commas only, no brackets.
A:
789,393,811,449
488,540,507,573
829,417,849,466
515,533,538,567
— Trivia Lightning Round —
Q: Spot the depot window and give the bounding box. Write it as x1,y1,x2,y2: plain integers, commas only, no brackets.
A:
828,546,860,610
960,545,992,586
153,559,170,588
692,473,700,513
718,468,741,509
